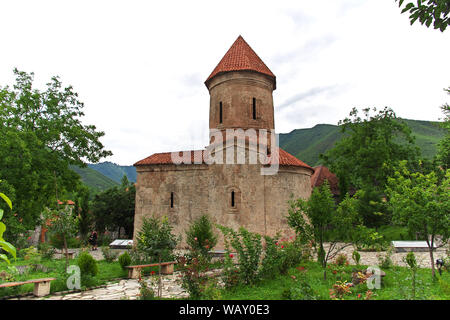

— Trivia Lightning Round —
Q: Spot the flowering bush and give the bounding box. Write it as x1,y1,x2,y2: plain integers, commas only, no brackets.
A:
329,281,352,300
217,225,262,286
177,253,214,299
334,253,349,266
186,215,217,261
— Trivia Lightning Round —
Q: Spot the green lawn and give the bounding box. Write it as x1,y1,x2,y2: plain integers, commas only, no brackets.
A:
0,257,129,298
220,261,450,300
2,256,449,300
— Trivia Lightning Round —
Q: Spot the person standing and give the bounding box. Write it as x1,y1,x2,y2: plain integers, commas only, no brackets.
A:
88,231,98,251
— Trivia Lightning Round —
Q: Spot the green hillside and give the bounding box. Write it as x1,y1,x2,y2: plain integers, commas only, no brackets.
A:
279,119,445,167
70,165,120,193
88,162,137,183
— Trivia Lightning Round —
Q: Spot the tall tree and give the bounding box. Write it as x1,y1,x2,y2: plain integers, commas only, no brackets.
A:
395,0,450,32
386,161,450,278
320,107,419,227
0,69,112,237
436,87,450,169
287,181,363,280
91,178,135,238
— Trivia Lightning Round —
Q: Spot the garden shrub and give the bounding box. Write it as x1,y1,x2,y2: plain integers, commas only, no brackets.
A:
334,253,349,266
377,246,394,269
49,234,81,249
286,277,319,300
138,279,156,300
177,250,221,300
118,251,132,270
101,246,119,262
352,250,361,265
259,236,281,279
278,238,305,274
218,225,263,286
38,242,56,260
77,250,98,276
186,215,218,261
135,216,179,264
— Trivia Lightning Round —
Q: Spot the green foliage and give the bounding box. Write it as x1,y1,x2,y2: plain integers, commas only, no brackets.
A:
88,162,137,184
91,182,135,237
352,250,361,265
217,225,263,286
287,181,363,279
43,206,79,248
0,187,16,264
118,251,131,270
436,87,450,169
135,216,179,264
75,185,92,243
377,246,394,270
77,250,98,277
334,254,348,266
279,119,444,168
406,251,418,270
283,274,320,300
320,107,419,227
101,246,119,262
186,215,218,260
138,279,156,300
177,254,211,299
70,165,119,193
37,242,56,260
386,160,450,276
0,69,112,235
395,0,450,32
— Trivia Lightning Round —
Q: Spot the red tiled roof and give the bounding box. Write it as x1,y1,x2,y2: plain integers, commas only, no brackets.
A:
310,166,340,195
205,35,276,88
134,148,313,171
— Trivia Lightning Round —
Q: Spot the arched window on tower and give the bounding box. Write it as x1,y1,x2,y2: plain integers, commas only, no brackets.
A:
170,192,174,208
252,97,256,120
219,101,223,124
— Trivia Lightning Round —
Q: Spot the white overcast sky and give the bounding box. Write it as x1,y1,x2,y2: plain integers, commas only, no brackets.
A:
1,0,449,165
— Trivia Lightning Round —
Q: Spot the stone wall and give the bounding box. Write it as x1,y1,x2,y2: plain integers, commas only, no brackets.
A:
133,162,312,249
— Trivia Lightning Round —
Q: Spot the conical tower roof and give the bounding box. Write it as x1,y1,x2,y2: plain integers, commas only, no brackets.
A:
205,35,276,89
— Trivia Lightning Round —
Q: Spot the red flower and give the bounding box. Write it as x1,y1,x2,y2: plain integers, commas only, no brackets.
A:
281,245,284,249
357,294,361,298
332,270,337,274
27,236,32,240
275,242,279,246
151,271,155,275
229,254,233,258
194,237,198,241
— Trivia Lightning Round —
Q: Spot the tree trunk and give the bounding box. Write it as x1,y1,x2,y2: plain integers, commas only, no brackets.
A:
158,254,162,298
426,234,436,278
63,234,69,271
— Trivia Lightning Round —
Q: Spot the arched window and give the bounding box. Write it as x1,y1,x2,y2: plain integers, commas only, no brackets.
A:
219,101,223,124
227,186,241,213
170,192,174,208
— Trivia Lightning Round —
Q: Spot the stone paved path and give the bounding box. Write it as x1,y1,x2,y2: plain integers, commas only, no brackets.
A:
16,272,189,300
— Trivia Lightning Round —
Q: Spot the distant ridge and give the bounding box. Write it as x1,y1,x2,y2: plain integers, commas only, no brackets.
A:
70,165,119,193
78,119,444,188
88,162,137,183
279,118,445,167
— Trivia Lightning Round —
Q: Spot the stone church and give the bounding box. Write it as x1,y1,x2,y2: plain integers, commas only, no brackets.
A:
133,36,314,248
